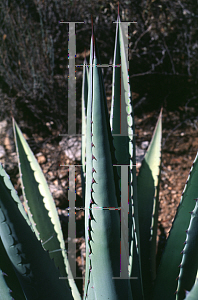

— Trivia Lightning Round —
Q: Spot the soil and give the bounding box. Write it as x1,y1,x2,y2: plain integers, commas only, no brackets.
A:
1,98,198,297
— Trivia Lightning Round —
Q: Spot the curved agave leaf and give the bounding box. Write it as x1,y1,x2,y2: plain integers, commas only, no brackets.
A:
0,163,73,300
84,31,132,300
12,121,40,240
12,118,81,300
0,236,26,300
137,110,162,299
176,200,198,299
153,150,198,299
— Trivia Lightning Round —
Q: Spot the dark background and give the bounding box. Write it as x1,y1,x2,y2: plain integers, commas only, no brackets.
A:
1,0,198,130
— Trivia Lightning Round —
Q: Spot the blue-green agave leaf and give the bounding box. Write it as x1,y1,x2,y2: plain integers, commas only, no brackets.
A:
0,163,73,300
148,110,162,280
176,199,198,299
137,109,162,299
184,278,198,300
0,236,26,300
84,31,132,300
153,150,198,299
12,118,81,300
0,269,13,300
112,15,143,299
110,16,130,165
81,57,89,206
83,33,94,300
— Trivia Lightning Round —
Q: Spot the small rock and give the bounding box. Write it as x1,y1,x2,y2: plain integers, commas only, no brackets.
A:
59,136,81,161
141,141,149,149
48,171,55,181
10,152,18,163
136,145,145,164
0,145,6,158
4,128,15,152
58,169,67,179
53,179,58,186
61,179,68,188
0,120,7,135
36,152,46,164
49,184,64,198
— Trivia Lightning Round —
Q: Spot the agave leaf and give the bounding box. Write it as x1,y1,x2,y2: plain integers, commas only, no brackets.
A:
153,150,198,299
0,236,26,300
0,270,13,300
12,118,81,300
12,121,40,241
82,30,121,298
83,33,94,300
148,109,162,280
110,16,130,165
111,16,143,299
81,57,89,206
184,278,198,300
0,163,73,300
137,109,162,299
176,200,198,299
84,31,132,300
129,223,143,299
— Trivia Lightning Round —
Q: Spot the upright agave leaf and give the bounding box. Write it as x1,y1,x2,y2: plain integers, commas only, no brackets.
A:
83,33,94,300
12,118,81,300
83,31,132,300
81,56,89,206
110,15,143,300
137,109,162,299
110,17,130,165
153,150,198,299
0,236,26,300
0,163,73,300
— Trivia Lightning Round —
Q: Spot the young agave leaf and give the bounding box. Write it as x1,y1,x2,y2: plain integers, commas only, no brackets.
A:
83,33,94,300
110,15,143,299
176,199,198,299
84,31,132,300
137,109,162,299
12,119,81,300
110,16,129,165
81,57,89,206
0,236,26,300
0,163,73,300
153,150,198,299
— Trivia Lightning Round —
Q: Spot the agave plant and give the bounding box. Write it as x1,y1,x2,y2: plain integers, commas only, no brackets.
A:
0,13,198,300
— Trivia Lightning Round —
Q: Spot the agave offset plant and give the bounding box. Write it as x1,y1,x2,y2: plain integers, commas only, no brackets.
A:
1,13,198,300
